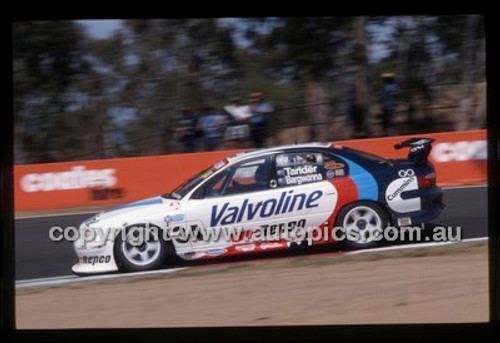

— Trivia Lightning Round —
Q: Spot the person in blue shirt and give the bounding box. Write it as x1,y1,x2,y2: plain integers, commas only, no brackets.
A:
248,92,274,148
196,105,226,151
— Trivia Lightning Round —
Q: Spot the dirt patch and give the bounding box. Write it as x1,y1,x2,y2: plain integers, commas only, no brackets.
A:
16,243,489,328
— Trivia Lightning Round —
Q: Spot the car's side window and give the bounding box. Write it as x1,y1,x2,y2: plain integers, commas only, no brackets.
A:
275,151,324,187
191,169,231,199
321,153,349,180
223,157,273,196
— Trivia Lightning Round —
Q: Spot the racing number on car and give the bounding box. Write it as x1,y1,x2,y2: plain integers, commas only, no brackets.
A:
259,219,306,237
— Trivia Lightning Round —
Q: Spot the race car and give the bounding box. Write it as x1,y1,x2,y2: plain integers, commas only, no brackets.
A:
72,139,445,275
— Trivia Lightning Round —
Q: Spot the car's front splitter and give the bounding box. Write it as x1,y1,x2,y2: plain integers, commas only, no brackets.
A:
72,245,119,275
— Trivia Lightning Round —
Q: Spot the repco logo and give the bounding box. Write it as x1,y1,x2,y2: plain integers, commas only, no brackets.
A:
82,255,111,265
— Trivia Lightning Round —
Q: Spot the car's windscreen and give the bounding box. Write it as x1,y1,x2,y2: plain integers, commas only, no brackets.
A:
161,159,228,199
341,147,389,163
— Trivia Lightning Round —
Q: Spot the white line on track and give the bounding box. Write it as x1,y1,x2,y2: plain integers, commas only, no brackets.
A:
443,184,487,190
16,237,488,289
14,184,488,220
16,210,101,220
345,237,488,255
16,267,188,290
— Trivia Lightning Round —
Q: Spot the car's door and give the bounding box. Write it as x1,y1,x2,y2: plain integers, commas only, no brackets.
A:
185,155,281,253
273,150,338,234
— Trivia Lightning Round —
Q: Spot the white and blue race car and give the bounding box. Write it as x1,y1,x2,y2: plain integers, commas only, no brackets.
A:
72,139,444,275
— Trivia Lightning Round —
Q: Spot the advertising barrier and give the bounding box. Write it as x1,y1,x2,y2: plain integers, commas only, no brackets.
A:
14,130,487,211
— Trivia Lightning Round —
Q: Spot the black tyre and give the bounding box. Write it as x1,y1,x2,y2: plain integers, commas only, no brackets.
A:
335,201,389,250
114,225,171,272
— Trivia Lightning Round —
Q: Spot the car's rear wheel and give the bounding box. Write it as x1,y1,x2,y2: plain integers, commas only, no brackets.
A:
335,201,389,250
114,225,171,271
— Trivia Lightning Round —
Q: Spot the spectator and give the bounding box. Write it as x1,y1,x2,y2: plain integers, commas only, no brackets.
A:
197,105,226,151
223,96,251,148
174,106,197,153
380,72,400,135
224,96,252,123
248,92,274,148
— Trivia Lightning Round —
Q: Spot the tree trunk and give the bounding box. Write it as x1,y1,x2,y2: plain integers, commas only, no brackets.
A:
455,14,479,131
472,38,486,129
352,17,370,135
472,82,486,128
305,80,329,141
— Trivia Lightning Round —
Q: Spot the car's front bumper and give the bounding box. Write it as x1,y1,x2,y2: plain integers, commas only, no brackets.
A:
72,241,119,275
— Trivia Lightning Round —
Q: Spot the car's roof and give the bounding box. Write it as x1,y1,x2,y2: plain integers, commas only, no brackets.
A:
227,142,333,164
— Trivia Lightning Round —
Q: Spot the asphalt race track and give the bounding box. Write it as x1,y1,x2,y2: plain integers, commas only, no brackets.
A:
14,186,488,280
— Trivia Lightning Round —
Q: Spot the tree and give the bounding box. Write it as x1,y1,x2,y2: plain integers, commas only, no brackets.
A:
13,21,102,163
249,17,352,141
352,17,370,136
116,19,241,154
455,14,481,130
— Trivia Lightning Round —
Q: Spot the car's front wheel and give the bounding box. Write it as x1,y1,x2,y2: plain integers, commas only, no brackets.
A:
114,225,171,272
335,201,389,250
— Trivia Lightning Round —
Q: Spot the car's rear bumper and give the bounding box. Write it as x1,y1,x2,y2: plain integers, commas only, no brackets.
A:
390,186,445,226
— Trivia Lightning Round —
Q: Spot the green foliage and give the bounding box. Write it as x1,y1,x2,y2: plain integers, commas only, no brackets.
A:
12,16,486,163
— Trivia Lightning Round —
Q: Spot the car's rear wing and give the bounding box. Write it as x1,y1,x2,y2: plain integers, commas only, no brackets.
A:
394,138,435,164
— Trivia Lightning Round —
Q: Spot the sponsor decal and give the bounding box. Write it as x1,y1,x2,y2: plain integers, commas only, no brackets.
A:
324,161,344,170
210,190,323,227
431,140,487,162
326,170,335,179
164,214,185,224
278,174,323,185
410,144,425,153
169,201,181,210
205,248,227,256
260,242,284,250
277,165,323,185
20,166,117,193
81,255,111,265
386,169,421,213
397,217,412,226
259,219,306,237
397,169,415,178
201,170,214,179
91,187,125,200
334,169,345,177
235,244,256,252
278,165,318,176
